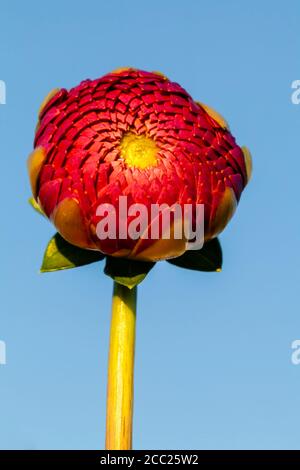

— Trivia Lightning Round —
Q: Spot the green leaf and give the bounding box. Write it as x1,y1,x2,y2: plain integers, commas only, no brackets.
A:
167,238,222,272
28,197,45,216
41,233,105,273
104,256,155,289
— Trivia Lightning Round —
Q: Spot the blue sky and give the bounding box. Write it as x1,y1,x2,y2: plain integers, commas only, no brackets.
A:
0,0,300,450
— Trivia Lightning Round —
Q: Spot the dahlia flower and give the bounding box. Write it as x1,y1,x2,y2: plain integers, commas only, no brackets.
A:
28,68,251,262
27,68,251,450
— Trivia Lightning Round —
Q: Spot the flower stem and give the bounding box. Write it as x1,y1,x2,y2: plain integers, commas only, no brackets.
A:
105,282,137,450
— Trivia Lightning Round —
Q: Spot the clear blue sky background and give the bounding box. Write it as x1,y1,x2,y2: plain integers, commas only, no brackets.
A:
0,0,299,450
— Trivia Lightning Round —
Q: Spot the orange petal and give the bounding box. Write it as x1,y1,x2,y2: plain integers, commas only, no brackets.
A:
27,146,47,198
111,67,135,74
207,187,237,239
152,71,168,80
197,101,229,130
38,88,61,117
132,237,186,262
241,146,252,183
111,249,132,258
130,218,187,262
35,89,60,133
53,198,96,250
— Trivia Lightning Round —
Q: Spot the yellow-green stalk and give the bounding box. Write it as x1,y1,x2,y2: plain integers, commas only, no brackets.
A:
105,282,137,450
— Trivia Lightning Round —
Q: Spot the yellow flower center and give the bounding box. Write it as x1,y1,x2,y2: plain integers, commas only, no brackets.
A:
120,132,158,169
